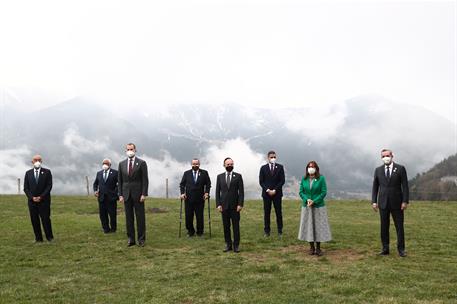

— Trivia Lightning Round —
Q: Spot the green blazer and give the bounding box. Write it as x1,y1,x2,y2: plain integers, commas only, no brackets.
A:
299,175,327,208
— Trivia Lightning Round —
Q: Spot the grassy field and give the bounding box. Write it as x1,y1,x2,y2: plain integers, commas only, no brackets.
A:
0,195,456,304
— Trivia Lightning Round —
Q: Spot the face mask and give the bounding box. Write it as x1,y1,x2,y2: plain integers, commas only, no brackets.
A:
33,161,41,169
307,167,316,175
269,158,276,164
382,156,392,165
126,151,135,158
192,166,199,171
102,164,109,171
226,165,234,172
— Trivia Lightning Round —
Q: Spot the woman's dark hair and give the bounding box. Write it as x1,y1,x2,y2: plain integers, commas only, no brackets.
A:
305,160,320,179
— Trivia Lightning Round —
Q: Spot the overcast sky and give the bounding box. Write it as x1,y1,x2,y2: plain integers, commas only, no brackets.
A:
0,0,455,122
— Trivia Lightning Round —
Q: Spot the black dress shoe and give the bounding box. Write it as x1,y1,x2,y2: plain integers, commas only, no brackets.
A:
223,246,233,252
34,240,43,243
138,241,145,247
128,241,136,247
378,250,390,256
398,251,407,257
264,233,270,237
233,247,240,253
103,230,110,234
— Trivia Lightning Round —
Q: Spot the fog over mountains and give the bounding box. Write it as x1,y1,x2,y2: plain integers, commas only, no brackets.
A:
1,95,455,199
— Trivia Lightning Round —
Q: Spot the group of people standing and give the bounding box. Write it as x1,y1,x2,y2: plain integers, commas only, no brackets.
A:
24,145,409,257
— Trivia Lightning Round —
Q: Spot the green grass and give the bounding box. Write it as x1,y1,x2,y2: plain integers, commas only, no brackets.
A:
0,195,456,304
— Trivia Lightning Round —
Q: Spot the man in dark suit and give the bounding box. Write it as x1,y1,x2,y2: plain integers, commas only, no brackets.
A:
118,143,149,247
259,150,285,237
23,155,54,242
93,158,119,234
372,149,409,257
216,157,244,253
179,158,211,237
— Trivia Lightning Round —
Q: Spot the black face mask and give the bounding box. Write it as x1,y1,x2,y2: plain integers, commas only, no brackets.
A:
192,166,199,171
226,166,234,172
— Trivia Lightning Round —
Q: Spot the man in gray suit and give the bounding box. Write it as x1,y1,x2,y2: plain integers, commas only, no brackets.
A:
118,143,149,247
216,157,244,253
372,149,409,257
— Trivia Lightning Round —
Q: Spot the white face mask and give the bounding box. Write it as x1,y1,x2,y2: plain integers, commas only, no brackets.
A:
308,167,316,175
102,164,110,171
33,161,41,169
269,158,276,164
126,151,135,158
382,156,392,165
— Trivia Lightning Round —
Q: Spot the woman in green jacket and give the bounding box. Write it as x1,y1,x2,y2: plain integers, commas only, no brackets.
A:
298,161,332,256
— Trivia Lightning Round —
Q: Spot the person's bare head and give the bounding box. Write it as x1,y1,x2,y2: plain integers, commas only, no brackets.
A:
102,158,111,168
381,149,393,165
191,158,200,170
32,155,42,168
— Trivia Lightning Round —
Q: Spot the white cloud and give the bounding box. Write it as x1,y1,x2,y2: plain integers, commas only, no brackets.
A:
0,147,31,194
63,126,109,156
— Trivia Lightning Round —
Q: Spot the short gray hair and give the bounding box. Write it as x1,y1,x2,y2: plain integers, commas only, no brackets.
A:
102,158,112,165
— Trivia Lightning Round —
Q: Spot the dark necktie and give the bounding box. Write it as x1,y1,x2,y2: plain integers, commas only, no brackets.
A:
35,170,39,183
103,171,108,182
226,173,231,188
270,164,274,175
385,166,391,179
193,171,197,184
129,159,133,177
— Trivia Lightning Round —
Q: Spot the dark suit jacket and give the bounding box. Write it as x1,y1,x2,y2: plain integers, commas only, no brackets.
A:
179,169,211,202
372,162,409,209
118,157,148,201
259,163,285,198
93,169,119,202
23,168,53,203
215,171,244,210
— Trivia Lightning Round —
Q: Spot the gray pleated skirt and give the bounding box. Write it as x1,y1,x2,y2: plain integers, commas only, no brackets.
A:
298,206,332,242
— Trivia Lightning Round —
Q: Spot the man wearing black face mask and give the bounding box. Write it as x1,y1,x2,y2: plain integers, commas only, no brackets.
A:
179,158,211,237
215,157,244,252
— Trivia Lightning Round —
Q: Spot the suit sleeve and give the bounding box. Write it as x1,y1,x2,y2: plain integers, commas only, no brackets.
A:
275,166,285,191
93,173,99,192
40,170,53,198
299,178,308,203
204,171,211,194
179,172,186,195
23,172,32,200
401,166,409,204
118,163,123,196
141,161,149,196
215,175,221,207
238,175,244,207
372,168,379,204
259,167,266,192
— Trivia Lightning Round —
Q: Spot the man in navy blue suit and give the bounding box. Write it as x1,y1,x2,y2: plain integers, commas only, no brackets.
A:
259,151,285,237
23,155,54,243
93,158,119,233
179,158,211,237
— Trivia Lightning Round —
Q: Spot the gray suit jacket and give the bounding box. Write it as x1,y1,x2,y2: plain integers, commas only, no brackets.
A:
118,157,149,201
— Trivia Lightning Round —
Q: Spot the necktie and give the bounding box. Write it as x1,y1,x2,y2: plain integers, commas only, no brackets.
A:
128,159,133,177
226,173,231,188
193,171,197,184
35,170,39,183
270,164,274,175
103,171,108,182
385,166,391,179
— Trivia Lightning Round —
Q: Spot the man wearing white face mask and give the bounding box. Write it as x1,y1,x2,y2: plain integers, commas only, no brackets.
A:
23,155,54,243
259,150,285,237
372,149,409,257
93,159,119,234
118,143,149,247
